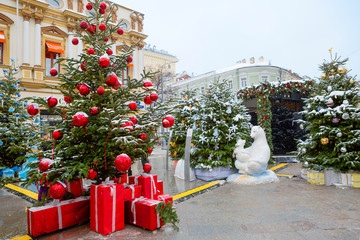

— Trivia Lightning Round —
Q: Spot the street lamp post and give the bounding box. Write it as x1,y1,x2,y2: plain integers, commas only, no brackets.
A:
159,61,177,147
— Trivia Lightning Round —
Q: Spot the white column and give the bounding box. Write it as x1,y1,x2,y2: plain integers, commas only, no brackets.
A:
112,42,116,56
77,39,83,59
138,48,144,77
132,48,138,79
67,32,73,59
23,20,30,64
34,23,41,66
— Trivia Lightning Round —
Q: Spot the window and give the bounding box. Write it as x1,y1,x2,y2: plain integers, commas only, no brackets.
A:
45,42,63,76
0,31,5,64
0,43,3,65
241,77,247,88
194,88,198,96
121,67,129,85
208,84,212,89
201,87,205,94
119,21,129,30
228,80,233,89
46,0,63,8
261,76,268,82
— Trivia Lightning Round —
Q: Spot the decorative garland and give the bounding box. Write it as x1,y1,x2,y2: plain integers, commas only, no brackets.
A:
237,80,314,154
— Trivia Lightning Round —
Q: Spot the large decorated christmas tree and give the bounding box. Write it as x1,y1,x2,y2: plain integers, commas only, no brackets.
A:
191,80,251,170
297,50,360,172
24,0,173,190
0,60,37,177
169,90,199,161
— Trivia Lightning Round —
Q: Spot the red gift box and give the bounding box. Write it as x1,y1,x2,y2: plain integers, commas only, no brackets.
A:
129,174,158,199
90,183,124,235
123,184,142,202
157,194,172,204
157,181,164,195
65,178,84,198
125,197,164,230
27,197,90,237
112,173,128,184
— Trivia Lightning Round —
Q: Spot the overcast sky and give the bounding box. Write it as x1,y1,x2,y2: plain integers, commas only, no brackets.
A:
116,0,360,79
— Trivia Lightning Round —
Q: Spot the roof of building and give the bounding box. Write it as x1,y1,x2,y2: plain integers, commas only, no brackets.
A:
176,74,191,81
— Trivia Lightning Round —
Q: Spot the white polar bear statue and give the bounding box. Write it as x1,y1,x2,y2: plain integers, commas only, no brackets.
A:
233,126,270,176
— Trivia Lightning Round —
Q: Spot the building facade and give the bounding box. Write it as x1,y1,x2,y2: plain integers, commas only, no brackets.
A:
0,0,147,104
143,44,178,77
170,57,302,98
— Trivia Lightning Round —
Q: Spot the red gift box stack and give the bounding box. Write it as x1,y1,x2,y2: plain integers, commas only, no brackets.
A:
27,173,173,237
27,197,90,237
65,178,84,198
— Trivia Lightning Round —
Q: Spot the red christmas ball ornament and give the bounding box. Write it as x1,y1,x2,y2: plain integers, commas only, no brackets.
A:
99,9,105,14
50,68,58,77
87,169,97,180
139,133,147,140
150,93,158,101
72,38,79,45
129,102,137,111
27,104,39,116
112,80,121,90
163,115,175,127
143,163,151,173
90,107,99,115
79,84,91,96
103,37,109,42
114,154,132,172
147,148,152,154
143,80,153,88
129,116,138,125
39,158,54,171
52,130,63,140
64,96,72,103
47,97,58,108
87,48,95,55
72,112,89,127
162,119,170,128
80,21,88,29
106,49,113,56
80,62,87,71
121,121,133,131
126,56,133,63
117,28,124,35
97,87,105,95
49,182,66,200
99,54,110,68
99,2,107,9
106,74,118,87
86,3,92,10
144,96,153,105
87,25,96,34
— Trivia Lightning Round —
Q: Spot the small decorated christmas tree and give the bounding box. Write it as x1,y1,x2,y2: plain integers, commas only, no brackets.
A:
297,50,360,172
24,0,174,196
0,59,37,179
191,80,251,170
169,91,199,161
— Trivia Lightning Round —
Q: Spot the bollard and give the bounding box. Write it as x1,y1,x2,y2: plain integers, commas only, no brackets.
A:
165,130,173,171
184,128,193,181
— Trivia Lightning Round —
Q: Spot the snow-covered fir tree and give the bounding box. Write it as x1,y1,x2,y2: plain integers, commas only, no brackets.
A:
24,0,173,189
0,60,37,176
297,52,360,172
169,90,199,161
191,80,251,170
